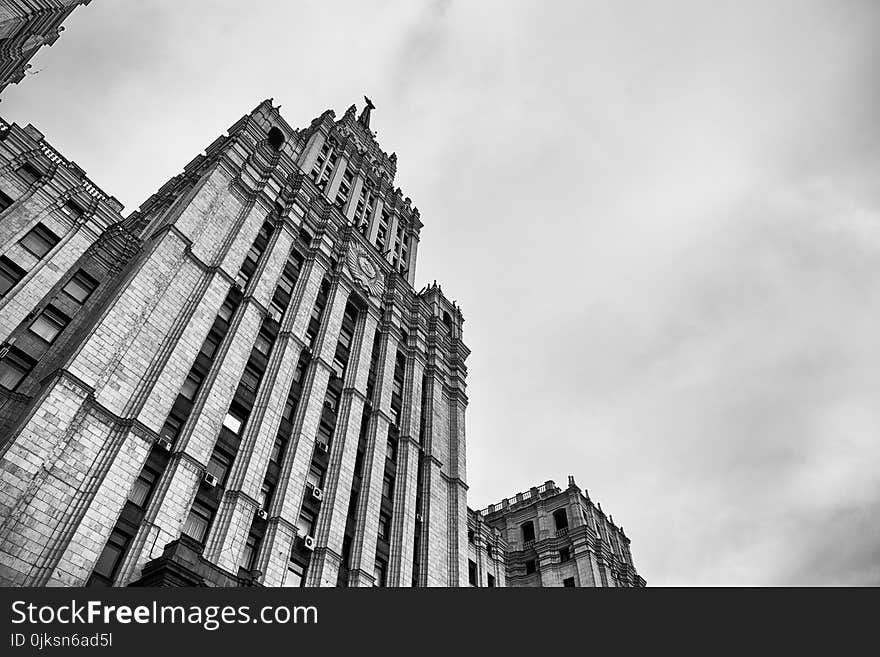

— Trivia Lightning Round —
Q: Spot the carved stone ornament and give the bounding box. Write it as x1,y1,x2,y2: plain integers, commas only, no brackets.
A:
346,242,383,297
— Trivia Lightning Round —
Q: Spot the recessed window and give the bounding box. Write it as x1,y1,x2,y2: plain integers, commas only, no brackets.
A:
28,305,69,343
182,500,213,543
91,528,130,583
0,189,13,212
521,521,535,543
284,560,306,588
307,464,324,490
0,347,36,391
525,559,537,575
563,577,576,587
554,508,569,531
128,467,158,508
61,200,85,221
0,256,26,297
468,559,478,586
559,546,572,562
373,559,387,587
180,373,202,400
382,474,394,500
240,532,261,571
378,513,392,541
487,574,495,587
206,450,232,485
296,510,316,538
17,163,42,185
61,269,98,304
267,127,285,150
19,223,60,259
222,412,243,435
253,332,272,357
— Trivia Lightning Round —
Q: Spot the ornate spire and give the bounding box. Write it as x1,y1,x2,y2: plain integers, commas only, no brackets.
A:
358,96,375,129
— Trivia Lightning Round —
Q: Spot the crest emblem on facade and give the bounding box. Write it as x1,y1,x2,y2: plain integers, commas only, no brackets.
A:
346,242,383,297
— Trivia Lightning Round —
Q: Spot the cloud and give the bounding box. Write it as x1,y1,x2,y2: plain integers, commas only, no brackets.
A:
4,0,880,585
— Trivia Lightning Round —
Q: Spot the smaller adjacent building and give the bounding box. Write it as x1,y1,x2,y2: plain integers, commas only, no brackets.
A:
468,477,646,587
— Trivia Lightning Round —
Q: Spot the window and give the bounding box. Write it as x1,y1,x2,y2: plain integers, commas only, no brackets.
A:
0,189,13,212
554,508,569,531
521,521,535,543
386,435,397,462
240,363,262,392
468,559,478,586
0,256,26,297
373,559,387,587
525,559,537,575
61,200,84,220
240,533,260,571
179,373,202,400
559,547,572,563
127,468,158,508
378,513,392,541
486,545,494,559
563,577,576,587
270,436,286,463
467,529,475,544
160,413,183,441
284,560,306,587
217,298,236,322
19,223,60,259
258,482,273,510
91,529,130,583
267,126,285,150
253,332,272,356
206,451,232,485
17,163,42,185
306,464,324,490
182,501,213,543
487,574,495,587
296,510,316,538
382,474,394,500
222,411,243,435
28,305,69,343
200,333,220,359
62,269,98,304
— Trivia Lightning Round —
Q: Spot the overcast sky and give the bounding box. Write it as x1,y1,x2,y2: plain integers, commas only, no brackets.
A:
5,0,880,585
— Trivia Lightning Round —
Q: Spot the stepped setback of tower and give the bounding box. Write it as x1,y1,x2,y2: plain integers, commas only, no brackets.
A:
0,99,470,587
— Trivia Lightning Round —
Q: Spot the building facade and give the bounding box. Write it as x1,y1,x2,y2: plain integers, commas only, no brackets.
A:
0,98,470,587
472,477,646,587
0,0,91,97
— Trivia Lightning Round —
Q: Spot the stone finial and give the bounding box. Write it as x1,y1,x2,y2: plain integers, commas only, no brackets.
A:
567,475,576,488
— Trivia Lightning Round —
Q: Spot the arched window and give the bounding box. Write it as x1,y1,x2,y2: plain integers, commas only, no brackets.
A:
553,508,569,531
267,126,285,150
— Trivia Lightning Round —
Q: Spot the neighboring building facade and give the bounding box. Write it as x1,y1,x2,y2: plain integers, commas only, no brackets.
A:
0,98,471,587
473,477,646,587
0,0,91,97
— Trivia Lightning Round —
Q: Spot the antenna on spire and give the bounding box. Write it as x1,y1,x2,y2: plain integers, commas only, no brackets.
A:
358,96,375,129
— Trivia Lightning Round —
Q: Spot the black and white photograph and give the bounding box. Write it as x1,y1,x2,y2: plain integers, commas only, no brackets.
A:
0,0,877,648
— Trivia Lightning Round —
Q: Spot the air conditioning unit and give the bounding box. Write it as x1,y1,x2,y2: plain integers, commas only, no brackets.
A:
232,281,243,293
415,513,424,523
256,509,268,521
0,344,10,360
269,308,283,323
311,486,323,501
315,441,329,454
157,436,174,452
303,535,316,551
203,472,219,487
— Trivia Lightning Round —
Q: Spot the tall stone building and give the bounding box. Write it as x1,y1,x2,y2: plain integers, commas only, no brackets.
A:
469,477,646,587
0,0,92,97
0,98,471,587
